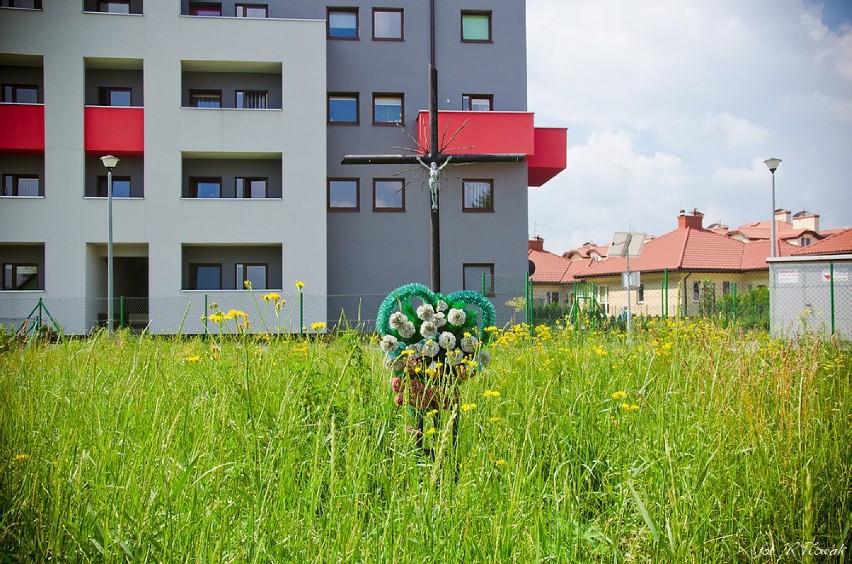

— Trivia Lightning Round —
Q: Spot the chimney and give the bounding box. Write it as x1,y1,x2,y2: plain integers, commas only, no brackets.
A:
528,236,545,252
775,209,791,224
677,208,704,230
792,211,819,232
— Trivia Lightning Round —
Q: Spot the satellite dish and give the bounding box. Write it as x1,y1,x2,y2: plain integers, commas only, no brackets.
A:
610,232,646,257
528,259,536,276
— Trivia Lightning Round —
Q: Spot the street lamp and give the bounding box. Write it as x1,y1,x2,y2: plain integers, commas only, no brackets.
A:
100,154,120,335
763,158,781,258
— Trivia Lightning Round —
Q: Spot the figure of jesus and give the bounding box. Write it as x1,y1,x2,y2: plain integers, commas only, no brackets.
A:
417,156,451,211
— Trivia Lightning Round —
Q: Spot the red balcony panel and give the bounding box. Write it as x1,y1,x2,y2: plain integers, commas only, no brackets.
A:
84,106,144,157
417,110,535,156
0,104,44,154
528,127,567,187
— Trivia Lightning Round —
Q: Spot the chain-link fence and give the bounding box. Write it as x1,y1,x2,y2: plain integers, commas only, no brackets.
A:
770,260,851,339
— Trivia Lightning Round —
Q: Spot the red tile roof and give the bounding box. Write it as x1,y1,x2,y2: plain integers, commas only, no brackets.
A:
790,228,852,256
528,249,593,284
576,227,797,279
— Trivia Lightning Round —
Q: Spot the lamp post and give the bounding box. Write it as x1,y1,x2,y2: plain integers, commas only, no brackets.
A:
100,154,120,335
763,158,781,258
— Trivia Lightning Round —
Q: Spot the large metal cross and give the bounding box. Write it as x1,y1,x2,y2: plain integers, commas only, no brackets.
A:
341,0,525,292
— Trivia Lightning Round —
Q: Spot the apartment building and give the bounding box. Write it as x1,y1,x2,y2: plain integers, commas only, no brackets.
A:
0,0,566,333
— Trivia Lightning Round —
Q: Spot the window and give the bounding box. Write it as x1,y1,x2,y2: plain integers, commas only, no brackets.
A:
98,1,129,13
98,87,131,106
597,285,609,315
801,237,812,246
189,2,221,16
328,178,359,211
189,177,222,198
461,11,491,42
373,179,404,211
693,281,701,302
637,284,645,303
328,93,358,124
97,176,131,198
189,264,221,290
546,291,559,305
236,177,267,198
2,84,38,104
189,90,222,108
0,0,42,8
235,3,266,18
462,94,492,111
328,8,358,39
236,90,268,109
462,179,493,212
2,174,40,197
236,263,267,290
463,263,494,296
3,263,39,290
373,8,402,40
373,94,403,125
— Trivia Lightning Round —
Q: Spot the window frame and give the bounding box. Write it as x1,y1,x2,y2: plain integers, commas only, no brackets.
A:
188,177,223,199
546,291,559,305
3,263,40,291
235,177,268,199
236,262,269,290
96,175,132,198
637,284,645,304
2,174,40,197
188,89,222,108
372,178,405,212
461,11,492,43
328,178,360,212
462,93,493,111
372,7,403,41
328,92,359,125
98,0,130,13
2,84,39,104
692,281,701,303
188,263,222,290
372,93,404,126
463,263,495,296
235,3,267,18
188,2,222,16
98,86,132,107
327,7,359,39
0,0,43,9
235,89,269,109
462,178,494,212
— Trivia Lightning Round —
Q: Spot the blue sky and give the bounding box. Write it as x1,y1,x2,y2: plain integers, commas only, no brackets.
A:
527,0,852,252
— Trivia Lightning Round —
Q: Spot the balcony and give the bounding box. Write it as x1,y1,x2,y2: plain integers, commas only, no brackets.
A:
0,104,44,154
84,106,144,156
416,110,566,186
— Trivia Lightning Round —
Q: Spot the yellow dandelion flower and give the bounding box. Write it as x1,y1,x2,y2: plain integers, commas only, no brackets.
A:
14,454,29,462
295,280,305,290
262,292,281,302
612,390,627,400
310,322,327,332
425,409,439,417
424,428,436,436
483,390,500,398
488,416,502,423
243,280,252,289
186,355,201,363
495,459,506,466
208,313,223,323
460,403,477,412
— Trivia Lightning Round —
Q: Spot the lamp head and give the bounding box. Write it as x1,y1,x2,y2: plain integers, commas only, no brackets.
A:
763,157,781,173
100,154,120,170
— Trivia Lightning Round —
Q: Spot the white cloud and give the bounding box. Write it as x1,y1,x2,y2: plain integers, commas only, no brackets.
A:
527,0,852,254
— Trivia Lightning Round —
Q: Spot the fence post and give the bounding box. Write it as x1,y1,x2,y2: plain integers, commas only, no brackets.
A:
830,262,835,335
663,268,668,319
732,282,738,322
38,297,43,327
299,289,304,335
481,272,486,296
204,294,208,339
119,296,125,328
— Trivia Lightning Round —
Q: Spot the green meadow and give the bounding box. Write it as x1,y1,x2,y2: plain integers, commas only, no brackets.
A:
1,320,849,562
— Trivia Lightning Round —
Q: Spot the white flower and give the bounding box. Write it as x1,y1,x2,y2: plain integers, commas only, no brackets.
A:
380,335,399,353
422,339,440,357
446,348,464,365
398,321,416,339
438,331,456,350
405,343,422,359
390,311,407,329
448,308,466,326
434,312,447,327
437,300,448,312
416,303,435,322
420,320,438,339
460,334,479,353
478,350,491,368
384,355,405,371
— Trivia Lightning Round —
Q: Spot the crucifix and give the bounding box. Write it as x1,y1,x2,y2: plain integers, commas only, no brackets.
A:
341,0,525,293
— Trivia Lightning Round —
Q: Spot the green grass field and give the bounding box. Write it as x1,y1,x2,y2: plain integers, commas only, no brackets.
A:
1,320,849,561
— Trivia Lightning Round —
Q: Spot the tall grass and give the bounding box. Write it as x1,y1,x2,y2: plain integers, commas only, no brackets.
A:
1,320,849,561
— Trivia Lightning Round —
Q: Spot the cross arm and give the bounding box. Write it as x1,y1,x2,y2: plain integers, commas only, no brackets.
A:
341,153,527,165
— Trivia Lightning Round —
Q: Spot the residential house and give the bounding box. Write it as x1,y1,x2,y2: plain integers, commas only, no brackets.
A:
527,236,592,306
